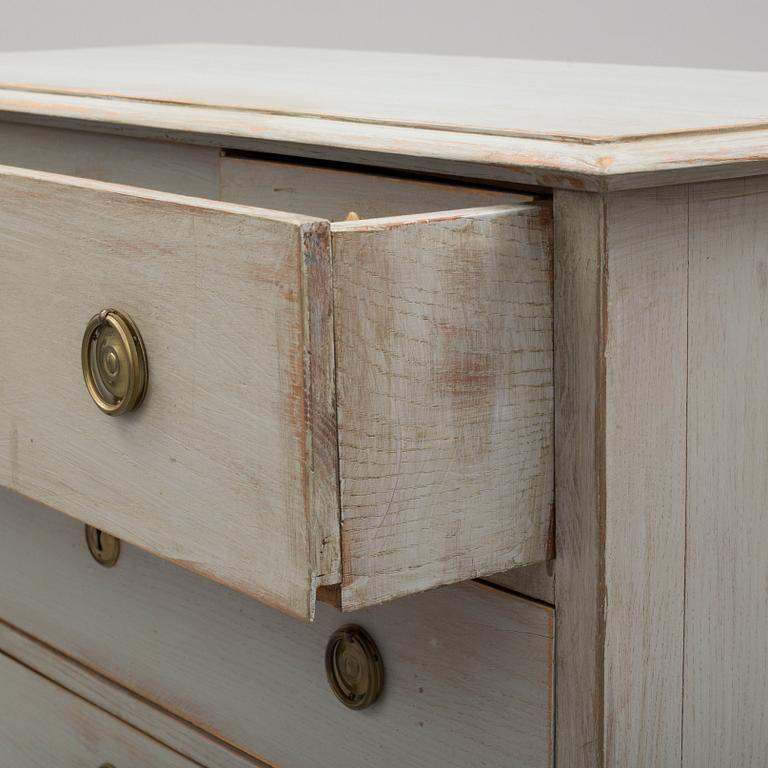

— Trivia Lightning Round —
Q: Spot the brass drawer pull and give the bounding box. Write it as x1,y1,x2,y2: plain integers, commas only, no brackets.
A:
81,308,147,416
325,625,384,710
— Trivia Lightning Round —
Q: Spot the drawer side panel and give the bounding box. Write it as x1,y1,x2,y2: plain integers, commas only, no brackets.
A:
332,203,554,609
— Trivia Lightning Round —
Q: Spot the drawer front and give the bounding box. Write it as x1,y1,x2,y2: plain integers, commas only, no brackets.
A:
0,650,200,768
0,160,553,617
0,163,338,620
0,490,554,768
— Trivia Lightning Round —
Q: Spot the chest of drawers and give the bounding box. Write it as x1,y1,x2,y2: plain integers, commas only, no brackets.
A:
0,44,766,767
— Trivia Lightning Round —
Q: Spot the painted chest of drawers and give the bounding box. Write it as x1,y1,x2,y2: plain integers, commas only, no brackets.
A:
0,45,767,767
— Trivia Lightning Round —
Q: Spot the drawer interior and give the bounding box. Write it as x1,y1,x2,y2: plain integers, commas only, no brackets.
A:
219,151,534,220
0,121,536,219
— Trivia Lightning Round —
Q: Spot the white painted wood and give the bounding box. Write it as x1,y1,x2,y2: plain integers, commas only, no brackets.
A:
1,122,530,219
0,120,220,197
553,190,606,768
0,45,765,142
0,46,767,191
331,204,554,609
0,651,202,768
0,622,267,768
554,187,689,767
684,175,768,767
220,154,533,220
602,186,688,767
488,562,554,605
0,163,553,616
0,489,554,768
0,163,339,620
0,91,640,192
3,89,766,195
0,122,531,219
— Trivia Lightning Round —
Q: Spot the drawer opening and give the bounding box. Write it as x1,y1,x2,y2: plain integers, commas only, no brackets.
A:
219,149,543,222
221,147,544,194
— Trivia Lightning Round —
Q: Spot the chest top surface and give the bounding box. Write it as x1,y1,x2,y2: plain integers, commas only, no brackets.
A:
0,44,766,190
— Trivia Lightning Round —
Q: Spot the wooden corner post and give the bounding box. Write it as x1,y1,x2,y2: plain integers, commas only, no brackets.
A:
554,187,689,767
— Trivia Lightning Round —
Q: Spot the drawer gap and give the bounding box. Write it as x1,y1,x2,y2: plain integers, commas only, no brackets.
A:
221,147,547,196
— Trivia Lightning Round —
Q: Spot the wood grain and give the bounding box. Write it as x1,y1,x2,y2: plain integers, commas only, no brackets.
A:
554,187,689,767
220,154,533,221
553,190,606,768
0,651,201,768
487,562,554,604
0,164,339,619
0,46,767,191
602,186,689,767
0,161,555,616
0,622,267,768
0,44,765,142
684,175,768,767
0,489,554,768
332,204,554,610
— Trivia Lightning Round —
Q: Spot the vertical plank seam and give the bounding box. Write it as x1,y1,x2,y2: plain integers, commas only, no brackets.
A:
217,148,225,201
551,211,558,768
297,223,315,619
328,230,346,586
597,195,609,767
680,184,692,768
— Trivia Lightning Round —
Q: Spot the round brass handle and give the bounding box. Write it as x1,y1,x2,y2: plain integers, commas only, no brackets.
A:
81,309,148,416
325,624,384,710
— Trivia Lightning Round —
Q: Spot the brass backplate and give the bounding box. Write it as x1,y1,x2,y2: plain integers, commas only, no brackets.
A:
85,524,121,567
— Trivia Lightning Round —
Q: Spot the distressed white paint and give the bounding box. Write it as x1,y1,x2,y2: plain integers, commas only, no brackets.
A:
602,186,688,766
488,563,554,605
332,204,554,609
0,490,554,768
0,46,766,190
684,176,768,767
0,652,202,767
0,120,221,197
0,163,338,619
554,187,689,767
0,45,765,141
0,622,268,768
0,162,553,617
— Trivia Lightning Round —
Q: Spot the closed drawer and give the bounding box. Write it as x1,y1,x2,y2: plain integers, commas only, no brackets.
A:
0,648,202,768
0,161,553,618
0,490,554,768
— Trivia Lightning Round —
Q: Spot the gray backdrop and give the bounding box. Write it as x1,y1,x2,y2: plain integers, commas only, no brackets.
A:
1,0,765,70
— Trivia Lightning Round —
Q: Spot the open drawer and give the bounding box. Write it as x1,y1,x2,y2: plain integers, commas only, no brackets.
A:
0,162,553,619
